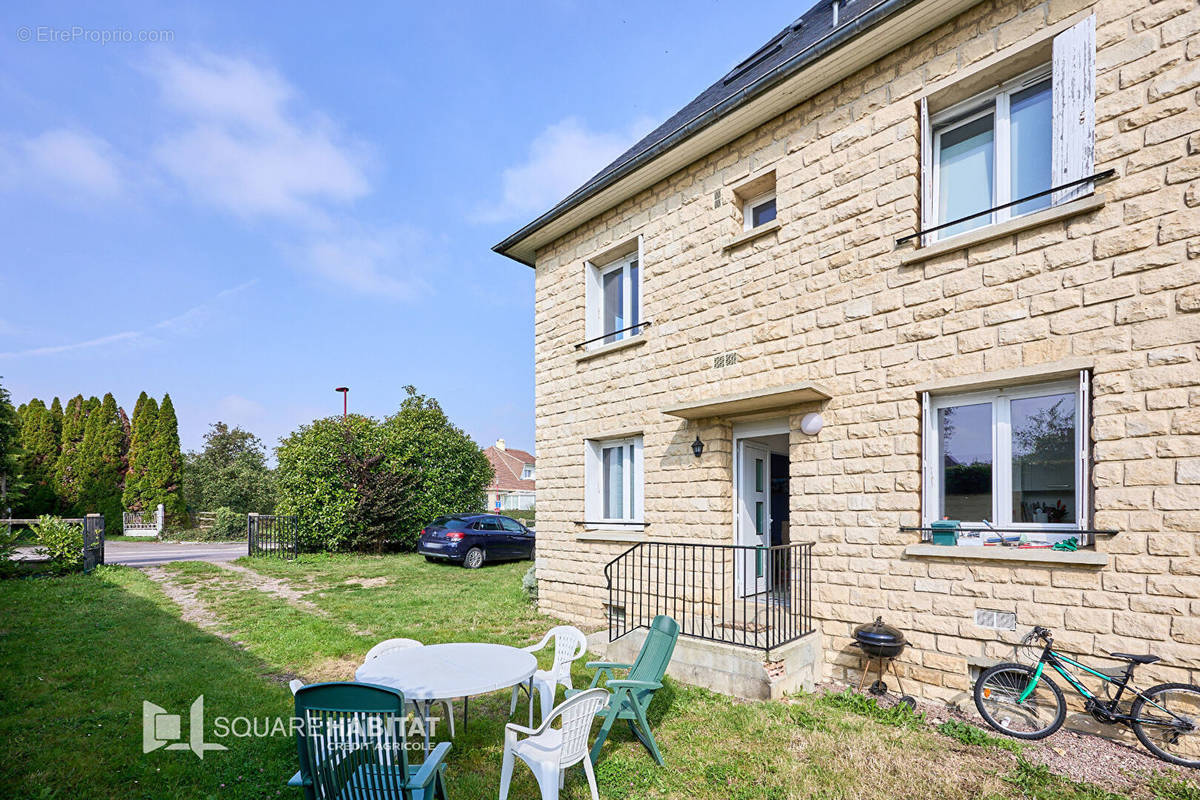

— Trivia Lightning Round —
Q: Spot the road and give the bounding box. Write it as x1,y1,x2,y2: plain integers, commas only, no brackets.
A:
14,540,246,568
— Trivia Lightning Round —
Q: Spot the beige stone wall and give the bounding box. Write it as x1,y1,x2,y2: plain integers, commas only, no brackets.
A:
531,0,1200,706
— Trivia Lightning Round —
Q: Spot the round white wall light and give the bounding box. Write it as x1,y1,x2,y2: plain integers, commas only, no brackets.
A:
800,412,824,436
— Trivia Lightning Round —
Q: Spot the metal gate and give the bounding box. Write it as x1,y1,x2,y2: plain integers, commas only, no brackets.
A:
83,513,105,572
247,513,300,559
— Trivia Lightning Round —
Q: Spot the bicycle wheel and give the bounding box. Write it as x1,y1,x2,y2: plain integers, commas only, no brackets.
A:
1131,682,1200,768
974,662,1066,739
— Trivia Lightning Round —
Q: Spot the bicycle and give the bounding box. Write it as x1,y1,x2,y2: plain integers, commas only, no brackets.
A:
973,626,1200,767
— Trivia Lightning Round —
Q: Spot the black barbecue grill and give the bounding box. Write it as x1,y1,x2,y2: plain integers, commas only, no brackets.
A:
851,617,916,708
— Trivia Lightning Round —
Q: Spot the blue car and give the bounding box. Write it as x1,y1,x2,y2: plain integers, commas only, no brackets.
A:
417,514,535,569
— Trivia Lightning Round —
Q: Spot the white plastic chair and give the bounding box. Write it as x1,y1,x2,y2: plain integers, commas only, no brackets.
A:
499,687,609,800
363,637,456,737
288,679,304,695
509,626,588,723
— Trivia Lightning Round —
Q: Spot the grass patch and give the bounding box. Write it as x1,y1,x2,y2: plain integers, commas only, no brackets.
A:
938,719,1023,752
4,554,1195,799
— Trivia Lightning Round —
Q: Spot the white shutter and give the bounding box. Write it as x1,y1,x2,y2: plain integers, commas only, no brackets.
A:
632,437,645,523
584,440,600,521
1078,370,1091,533
584,262,601,347
920,391,932,527
919,97,934,245
1052,15,1095,204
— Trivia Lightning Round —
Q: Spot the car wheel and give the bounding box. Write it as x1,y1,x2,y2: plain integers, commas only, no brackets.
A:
528,545,536,561
463,547,484,569
424,556,437,563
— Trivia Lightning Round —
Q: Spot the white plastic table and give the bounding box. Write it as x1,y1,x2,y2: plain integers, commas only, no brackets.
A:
355,642,537,754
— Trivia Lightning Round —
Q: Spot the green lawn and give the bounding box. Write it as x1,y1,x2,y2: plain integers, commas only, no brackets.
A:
0,554,1195,799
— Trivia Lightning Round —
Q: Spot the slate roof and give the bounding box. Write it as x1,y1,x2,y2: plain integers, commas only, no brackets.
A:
485,445,536,492
494,0,917,263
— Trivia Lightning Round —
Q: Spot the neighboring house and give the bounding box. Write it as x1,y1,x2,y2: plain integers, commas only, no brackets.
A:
495,0,1200,712
484,439,536,512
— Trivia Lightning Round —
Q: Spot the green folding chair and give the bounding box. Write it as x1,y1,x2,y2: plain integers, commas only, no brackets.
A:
569,614,679,765
288,682,450,800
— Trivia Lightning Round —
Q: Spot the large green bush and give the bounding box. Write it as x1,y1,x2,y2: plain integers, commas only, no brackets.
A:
32,515,84,569
183,422,276,514
210,506,246,540
275,387,492,552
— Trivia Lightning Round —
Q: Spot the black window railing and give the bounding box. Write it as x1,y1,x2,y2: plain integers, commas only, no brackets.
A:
896,169,1116,247
576,321,652,351
603,540,814,655
900,525,1117,548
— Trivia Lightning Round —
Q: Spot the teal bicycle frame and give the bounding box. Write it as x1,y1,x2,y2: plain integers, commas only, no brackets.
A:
1018,639,1188,729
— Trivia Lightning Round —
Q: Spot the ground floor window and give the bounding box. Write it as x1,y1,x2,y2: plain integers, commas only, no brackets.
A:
922,373,1090,544
585,436,643,524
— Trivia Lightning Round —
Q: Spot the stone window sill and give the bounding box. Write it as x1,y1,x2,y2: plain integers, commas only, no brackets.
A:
904,543,1107,567
722,219,781,251
576,528,647,543
897,194,1106,266
575,334,647,363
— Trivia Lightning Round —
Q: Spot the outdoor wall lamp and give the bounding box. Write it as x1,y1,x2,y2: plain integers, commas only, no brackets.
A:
692,435,704,458
800,412,824,436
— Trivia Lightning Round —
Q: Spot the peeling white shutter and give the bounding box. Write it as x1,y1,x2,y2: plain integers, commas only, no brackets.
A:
919,97,934,245
1052,15,1095,204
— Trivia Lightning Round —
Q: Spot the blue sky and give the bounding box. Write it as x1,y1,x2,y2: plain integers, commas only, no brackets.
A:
0,0,813,457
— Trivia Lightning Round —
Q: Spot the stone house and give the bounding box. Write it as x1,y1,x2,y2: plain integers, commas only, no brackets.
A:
484,438,536,512
494,0,1200,715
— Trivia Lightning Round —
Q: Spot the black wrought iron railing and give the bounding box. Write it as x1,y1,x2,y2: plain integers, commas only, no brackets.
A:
248,513,300,559
604,540,814,654
575,321,652,350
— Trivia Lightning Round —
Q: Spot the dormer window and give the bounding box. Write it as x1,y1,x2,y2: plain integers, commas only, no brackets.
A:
521,464,534,480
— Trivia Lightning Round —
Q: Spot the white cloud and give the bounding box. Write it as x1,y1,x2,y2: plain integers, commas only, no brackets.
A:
300,226,431,301
0,280,256,359
151,52,369,222
3,129,123,196
476,116,655,223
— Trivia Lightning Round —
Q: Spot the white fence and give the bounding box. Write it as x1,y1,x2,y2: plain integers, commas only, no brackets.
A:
122,504,164,537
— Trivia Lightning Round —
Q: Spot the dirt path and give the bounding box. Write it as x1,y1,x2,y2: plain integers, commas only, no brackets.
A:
142,566,235,642
211,561,375,638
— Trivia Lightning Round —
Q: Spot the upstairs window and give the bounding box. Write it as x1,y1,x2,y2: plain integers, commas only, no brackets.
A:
933,71,1052,239
584,238,644,351
743,190,777,230
919,16,1095,244
521,464,534,480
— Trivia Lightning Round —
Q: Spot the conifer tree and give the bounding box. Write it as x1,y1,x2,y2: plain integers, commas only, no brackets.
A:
0,379,23,514
77,393,126,529
48,397,63,448
123,392,158,514
55,394,87,513
145,394,185,521
16,399,59,515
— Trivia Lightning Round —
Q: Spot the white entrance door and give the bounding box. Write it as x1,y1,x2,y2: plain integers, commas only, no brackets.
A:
736,440,770,597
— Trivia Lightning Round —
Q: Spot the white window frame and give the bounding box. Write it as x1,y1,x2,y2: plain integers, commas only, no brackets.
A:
921,375,1091,539
919,14,1095,245
930,65,1052,241
742,190,777,231
584,237,643,350
521,464,534,480
585,436,644,525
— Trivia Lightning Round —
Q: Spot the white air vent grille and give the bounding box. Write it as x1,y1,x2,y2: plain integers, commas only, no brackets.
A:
975,609,1017,631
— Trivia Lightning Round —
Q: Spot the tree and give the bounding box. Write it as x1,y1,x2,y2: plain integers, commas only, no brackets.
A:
16,399,58,516
123,392,158,514
276,414,380,551
144,394,185,521
0,378,24,514
183,422,276,513
77,393,127,530
380,386,493,545
55,394,88,513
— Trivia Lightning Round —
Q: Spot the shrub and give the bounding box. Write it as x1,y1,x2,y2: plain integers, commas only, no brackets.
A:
210,507,245,540
183,422,276,514
499,508,535,526
32,515,84,569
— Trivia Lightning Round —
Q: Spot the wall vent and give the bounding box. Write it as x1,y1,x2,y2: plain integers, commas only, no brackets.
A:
714,352,739,368
975,609,1017,631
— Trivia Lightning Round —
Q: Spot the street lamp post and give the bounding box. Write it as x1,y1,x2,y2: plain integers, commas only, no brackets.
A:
335,387,349,419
